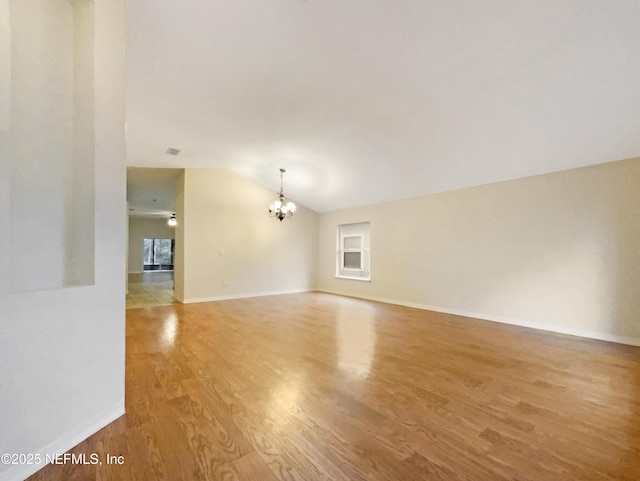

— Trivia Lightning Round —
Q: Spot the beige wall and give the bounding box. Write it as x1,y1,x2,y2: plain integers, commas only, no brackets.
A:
317,157,640,344
0,1,126,480
127,217,175,272
175,168,318,302
174,170,186,298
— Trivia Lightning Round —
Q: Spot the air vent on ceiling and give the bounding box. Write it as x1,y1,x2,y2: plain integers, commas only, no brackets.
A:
165,147,180,156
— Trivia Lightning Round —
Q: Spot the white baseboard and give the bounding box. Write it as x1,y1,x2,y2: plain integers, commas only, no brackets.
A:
181,288,313,304
317,289,640,347
2,401,124,481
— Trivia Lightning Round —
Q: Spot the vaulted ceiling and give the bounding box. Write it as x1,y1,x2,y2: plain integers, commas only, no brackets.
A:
126,0,640,214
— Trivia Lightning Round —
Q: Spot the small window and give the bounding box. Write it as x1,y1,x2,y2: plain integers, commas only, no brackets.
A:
336,222,370,280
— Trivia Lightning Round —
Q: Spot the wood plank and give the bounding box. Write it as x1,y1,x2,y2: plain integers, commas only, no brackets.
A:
27,292,640,481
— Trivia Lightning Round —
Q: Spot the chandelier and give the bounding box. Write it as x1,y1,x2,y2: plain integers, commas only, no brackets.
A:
268,168,296,221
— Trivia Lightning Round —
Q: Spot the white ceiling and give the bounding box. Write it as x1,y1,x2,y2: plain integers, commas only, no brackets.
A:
127,168,180,217
126,0,640,214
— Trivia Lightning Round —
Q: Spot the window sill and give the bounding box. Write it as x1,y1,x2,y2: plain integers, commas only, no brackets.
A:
335,275,371,282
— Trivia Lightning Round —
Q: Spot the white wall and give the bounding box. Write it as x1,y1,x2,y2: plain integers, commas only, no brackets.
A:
317,157,640,345
66,0,95,286
8,0,74,291
0,1,127,480
175,168,318,303
127,217,175,273
8,0,95,292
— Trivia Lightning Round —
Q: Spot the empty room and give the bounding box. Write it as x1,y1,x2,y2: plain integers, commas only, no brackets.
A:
2,1,640,481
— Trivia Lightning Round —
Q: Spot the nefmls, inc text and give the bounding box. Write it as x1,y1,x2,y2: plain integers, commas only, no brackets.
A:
48,453,124,465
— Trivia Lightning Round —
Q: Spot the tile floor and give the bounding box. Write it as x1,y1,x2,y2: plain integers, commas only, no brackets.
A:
126,272,177,309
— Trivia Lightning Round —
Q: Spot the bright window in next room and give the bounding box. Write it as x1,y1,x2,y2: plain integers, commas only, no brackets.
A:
143,238,175,271
336,222,370,280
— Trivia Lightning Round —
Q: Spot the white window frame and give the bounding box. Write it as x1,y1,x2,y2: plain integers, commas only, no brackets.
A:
340,234,363,272
336,223,370,281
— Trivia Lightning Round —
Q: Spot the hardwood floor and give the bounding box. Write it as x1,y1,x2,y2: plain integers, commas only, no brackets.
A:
28,292,640,480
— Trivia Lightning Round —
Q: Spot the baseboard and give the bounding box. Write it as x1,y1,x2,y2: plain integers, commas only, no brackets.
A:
181,288,314,304
2,401,125,481
317,289,640,347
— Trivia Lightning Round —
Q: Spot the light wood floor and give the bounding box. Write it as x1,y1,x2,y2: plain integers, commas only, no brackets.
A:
29,292,640,480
